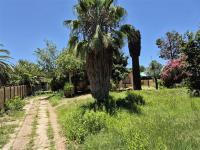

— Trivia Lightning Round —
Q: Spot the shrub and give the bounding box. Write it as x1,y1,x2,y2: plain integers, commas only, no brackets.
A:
5,97,25,112
63,83,74,97
161,58,188,87
182,30,200,96
61,109,107,143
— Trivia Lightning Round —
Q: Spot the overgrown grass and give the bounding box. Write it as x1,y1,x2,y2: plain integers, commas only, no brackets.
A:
49,91,64,106
56,88,200,150
0,97,26,148
0,124,17,149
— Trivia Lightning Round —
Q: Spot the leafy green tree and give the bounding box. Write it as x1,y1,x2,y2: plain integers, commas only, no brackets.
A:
112,52,128,88
156,31,183,60
56,49,84,83
64,0,127,105
140,65,146,72
182,29,200,95
0,67,11,86
120,25,142,90
35,40,58,78
10,60,44,86
146,60,162,89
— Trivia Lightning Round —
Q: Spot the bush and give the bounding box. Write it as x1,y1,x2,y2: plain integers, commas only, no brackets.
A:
61,109,107,143
161,58,188,87
5,97,25,112
63,83,74,97
182,30,200,96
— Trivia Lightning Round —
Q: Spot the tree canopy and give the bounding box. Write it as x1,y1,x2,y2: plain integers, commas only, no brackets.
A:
112,51,128,86
65,0,129,103
156,31,183,60
56,49,84,83
146,60,162,78
35,40,58,78
182,29,200,95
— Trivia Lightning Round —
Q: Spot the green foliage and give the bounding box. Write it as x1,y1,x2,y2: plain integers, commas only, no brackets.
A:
56,49,84,84
65,0,127,58
109,91,145,114
64,83,74,97
10,60,44,86
5,97,25,112
0,45,11,69
50,76,67,91
65,0,128,101
56,49,84,75
59,108,108,144
49,91,64,106
0,45,12,86
140,65,146,72
57,88,200,149
0,125,16,148
146,60,162,78
112,52,128,87
34,40,58,78
182,29,200,96
156,31,183,60
120,24,141,57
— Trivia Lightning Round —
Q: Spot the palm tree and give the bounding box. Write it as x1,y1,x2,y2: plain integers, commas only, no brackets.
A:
64,0,126,106
120,25,142,90
0,45,11,86
0,44,11,69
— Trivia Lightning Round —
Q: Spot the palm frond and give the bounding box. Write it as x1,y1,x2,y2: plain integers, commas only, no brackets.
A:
0,49,10,55
120,24,141,56
103,0,114,8
64,20,80,30
68,35,79,50
0,55,11,59
76,40,88,59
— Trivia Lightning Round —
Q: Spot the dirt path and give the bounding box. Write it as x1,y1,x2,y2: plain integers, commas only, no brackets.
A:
3,96,66,150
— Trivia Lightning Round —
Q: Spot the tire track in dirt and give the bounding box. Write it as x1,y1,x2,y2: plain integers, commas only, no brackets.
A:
3,96,67,150
48,103,66,150
33,98,50,150
2,97,40,150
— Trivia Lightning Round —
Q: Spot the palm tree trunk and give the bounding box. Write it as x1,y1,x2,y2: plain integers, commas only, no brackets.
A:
132,55,142,90
86,48,113,106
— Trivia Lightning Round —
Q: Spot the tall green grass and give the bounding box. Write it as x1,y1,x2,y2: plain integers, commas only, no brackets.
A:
57,88,200,150
49,91,64,106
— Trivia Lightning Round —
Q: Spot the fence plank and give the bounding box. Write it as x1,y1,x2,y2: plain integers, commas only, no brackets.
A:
0,85,29,110
0,88,4,109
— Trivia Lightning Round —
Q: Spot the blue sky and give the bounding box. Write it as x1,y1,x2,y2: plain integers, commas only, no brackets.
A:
0,0,200,67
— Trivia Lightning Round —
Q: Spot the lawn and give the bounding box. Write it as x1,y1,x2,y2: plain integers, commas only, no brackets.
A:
55,88,200,150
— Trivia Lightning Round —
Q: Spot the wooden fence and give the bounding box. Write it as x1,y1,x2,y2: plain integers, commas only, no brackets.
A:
0,85,29,110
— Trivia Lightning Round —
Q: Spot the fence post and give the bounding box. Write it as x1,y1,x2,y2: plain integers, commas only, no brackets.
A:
10,86,12,99
17,86,18,97
22,85,24,98
20,86,21,98
3,87,6,105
